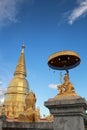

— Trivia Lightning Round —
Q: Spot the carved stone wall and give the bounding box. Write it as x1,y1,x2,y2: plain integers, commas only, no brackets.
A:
2,122,53,130
1,121,87,130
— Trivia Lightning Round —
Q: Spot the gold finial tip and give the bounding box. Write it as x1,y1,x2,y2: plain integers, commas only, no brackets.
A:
22,44,25,48
22,44,25,53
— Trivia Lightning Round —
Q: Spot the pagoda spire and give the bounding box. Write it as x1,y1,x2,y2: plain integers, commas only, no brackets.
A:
4,45,29,118
14,44,26,77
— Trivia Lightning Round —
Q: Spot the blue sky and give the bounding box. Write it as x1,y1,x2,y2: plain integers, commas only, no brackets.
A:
0,0,87,117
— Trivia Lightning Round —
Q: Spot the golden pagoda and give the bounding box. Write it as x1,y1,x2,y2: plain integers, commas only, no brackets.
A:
4,45,29,119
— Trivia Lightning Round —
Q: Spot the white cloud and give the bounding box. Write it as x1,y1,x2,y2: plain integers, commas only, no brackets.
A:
0,0,23,27
48,84,58,90
68,0,87,24
0,87,7,105
0,81,2,85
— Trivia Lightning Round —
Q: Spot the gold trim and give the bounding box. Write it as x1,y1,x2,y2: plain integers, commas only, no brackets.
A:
48,50,80,62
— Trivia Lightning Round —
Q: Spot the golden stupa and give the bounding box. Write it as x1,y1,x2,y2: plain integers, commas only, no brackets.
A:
4,45,29,118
